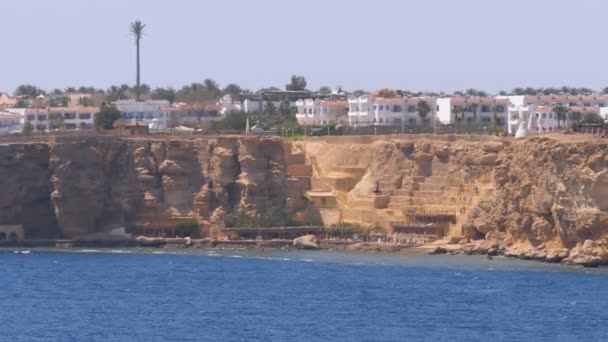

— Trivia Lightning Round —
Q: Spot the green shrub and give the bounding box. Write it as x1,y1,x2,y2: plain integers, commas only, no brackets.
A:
175,219,200,237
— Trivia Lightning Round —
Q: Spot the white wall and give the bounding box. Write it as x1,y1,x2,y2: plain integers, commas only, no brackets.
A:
436,98,452,125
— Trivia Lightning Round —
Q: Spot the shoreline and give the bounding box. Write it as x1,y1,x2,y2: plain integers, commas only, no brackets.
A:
0,237,425,252
2,237,606,268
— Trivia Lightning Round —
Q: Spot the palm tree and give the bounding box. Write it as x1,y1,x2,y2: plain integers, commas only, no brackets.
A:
416,100,431,126
469,102,479,124
552,104,568,129
452,105,463,126
491,105,503,136
130,20,147,101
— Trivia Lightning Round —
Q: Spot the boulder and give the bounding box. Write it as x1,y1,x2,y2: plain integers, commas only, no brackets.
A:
545,248,569,263
563,240,608,267
427,246,447,255
293,234,319,250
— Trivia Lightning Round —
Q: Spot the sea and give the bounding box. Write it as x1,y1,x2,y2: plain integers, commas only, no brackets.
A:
0,248,607,342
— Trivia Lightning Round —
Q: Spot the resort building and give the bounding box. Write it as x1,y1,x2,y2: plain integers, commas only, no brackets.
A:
295,99,348,126
0,111,22,135
436,97,508,126
348,95,437,128
116,100,171,131
504,95,608,134
23,107,97,131
168,104,222,128
347,94,375,126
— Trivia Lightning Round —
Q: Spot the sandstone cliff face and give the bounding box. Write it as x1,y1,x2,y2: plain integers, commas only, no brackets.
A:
464,138,608,257
0,143,58,238
0,136,289,238
2,134,607,265
298,135,608,264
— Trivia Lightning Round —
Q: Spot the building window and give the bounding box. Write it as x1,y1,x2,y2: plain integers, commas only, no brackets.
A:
542,113,547,119
408,118,416,126
37,115,47,121
64,113,76,120
393,105,402,113
379,105,384,110
136,112,144,120
27,115,35,121
79,113,91,120
481,105,490,112
407,105,416,113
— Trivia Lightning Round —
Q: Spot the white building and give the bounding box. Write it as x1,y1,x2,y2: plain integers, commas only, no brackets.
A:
347,95,375,126
504,95,608,134
23,107,97,131
295,99,348,126
348,94,437,128
436,96,508,127
0,111,21,134
116,100,171,131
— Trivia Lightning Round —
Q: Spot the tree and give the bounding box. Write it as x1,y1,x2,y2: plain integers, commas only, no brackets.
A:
132,83,150,100
452,105,464,125
151,87,177,103
552,104,568,129
469,102,479,123
48,96,69,107
106,85,130,102
94,103,122,130
318,86,332,95
377,89,397,98
49,114,65,130
222,83,242,97
491,105,504,136
416,100,431,124
204,79,221,98
285,75,307,91
14,84,45,97
602,87,608,95
78,96,95,107
129,20,147,101
175,220,200,238
22,121,34,136
211,111,248,131
581,111,604,125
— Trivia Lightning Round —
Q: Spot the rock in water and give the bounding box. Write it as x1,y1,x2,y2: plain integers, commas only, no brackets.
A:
293,235,319,250
427,246,447,255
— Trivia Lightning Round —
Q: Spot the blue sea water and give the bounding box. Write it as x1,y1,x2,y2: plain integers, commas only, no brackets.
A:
0,249,607,342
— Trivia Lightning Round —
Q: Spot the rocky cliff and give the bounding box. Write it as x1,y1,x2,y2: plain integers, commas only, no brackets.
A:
296,135,608,265
463,137,608,265
0,136,290,238
1,134,607,266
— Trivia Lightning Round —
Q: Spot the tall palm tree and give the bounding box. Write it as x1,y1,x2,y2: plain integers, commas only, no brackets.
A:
552,104,568,129
452,105,463,126
130,20,147,101
491,105,503,136
469,102,479,124
416,100,431,126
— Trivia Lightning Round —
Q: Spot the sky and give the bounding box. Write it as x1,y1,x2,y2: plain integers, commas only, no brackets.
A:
1,0,607,94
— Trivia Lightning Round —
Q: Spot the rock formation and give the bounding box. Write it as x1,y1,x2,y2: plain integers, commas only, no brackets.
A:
1,134,607,266
0,136,290,239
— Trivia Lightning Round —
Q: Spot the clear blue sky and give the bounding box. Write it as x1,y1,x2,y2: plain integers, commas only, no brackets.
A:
2,0,606,94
